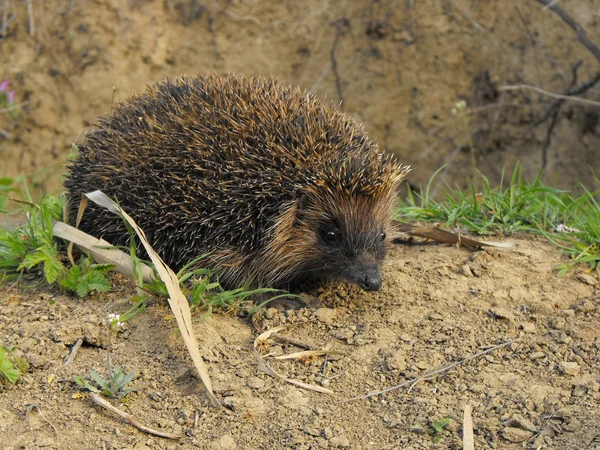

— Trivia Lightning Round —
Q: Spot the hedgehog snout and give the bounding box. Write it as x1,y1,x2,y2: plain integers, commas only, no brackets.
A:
357,266,382,291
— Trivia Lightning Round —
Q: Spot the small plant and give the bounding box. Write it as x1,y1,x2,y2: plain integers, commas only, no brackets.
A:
73,367,135,398
431,417,451,443
0,182,113,295
0,346,28,386
0,80,19,119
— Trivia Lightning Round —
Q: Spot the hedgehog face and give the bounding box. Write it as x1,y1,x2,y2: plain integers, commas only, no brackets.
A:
292,191,395,292
314,218,387,291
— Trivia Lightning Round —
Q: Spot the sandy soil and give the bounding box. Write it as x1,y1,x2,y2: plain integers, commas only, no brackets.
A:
1,236,599,449
1,0,599,195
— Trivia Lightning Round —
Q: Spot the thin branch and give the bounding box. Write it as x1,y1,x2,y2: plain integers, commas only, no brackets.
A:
64,337,83,366
330,18,349,105
341,339,520,403
535,0,600,62
90,394,181,440
500,84,600,107
534,70,600,125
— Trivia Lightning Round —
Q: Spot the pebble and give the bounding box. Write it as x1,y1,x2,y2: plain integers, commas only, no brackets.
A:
489,307,514,322
329,435,351,447
247,377,265,389
575,299,595,313
507,415,537,432
529,352,545,361
521,322,536,333
564,418,582,432
314,308,337,325
501,427,533,442
559,361,580,376
576,273,598,286
460,265,473,277
211,435,237,449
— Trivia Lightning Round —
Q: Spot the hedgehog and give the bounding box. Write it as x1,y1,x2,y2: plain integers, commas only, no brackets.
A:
64,74,410,293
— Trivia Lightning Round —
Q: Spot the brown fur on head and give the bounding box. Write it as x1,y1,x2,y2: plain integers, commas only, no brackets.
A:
213,158,409,292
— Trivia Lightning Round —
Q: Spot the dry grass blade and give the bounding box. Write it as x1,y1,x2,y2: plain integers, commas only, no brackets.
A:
274,350,347,360
254,326,334,394
84,190,219,407
395,222,513,248
463,404,474,450
53,221,155,283
90,394,181,439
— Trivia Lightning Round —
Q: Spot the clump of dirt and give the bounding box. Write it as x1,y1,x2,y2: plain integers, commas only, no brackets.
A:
1,0,599,195
1,237,599,449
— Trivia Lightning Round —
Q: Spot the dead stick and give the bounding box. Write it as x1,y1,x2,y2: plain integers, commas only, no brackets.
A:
90,394,181,440
535,0,600,62
64,337,83,366
500,84,600,107
341,338,519,403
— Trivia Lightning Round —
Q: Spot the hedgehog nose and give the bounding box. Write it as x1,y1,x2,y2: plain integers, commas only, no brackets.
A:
359,269,382,291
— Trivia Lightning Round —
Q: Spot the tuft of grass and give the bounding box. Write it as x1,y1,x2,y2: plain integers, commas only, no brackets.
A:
73,367,135,398
397,165,600,274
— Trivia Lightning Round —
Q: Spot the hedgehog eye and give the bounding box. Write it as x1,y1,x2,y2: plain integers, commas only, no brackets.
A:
324,230,338,244
379,231,387,242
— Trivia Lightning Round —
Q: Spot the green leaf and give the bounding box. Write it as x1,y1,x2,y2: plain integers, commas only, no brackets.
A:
432,418,451,433
0,352,21,383
83,270,112,294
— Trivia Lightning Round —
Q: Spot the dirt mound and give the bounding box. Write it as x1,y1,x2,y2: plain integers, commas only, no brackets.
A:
1,237,598,449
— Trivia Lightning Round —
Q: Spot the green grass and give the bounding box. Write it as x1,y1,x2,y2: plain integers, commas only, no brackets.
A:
397,165,600,274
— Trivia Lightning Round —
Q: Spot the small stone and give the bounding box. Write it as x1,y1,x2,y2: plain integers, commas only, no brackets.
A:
507,414,537,432
387,351,407,371
576,273,598,286
460,265,473,277
551,331,572,344
415,360,429,370
521,322,536,333
575,299,595,313
211,434,237,449
563,418,582,432
559,361,580,376
489,308,514,322
501,427,533,443
529,352,545,361
335,329,354,341
264,308,278,319
314,308,337,325
247,377,265,389
329,435,351,447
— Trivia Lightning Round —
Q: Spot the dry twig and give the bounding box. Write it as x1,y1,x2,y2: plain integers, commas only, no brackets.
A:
90,394,181,440
500,84,600,107
64,337,83,366
342,338,519,403
535,0,600,62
